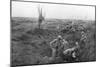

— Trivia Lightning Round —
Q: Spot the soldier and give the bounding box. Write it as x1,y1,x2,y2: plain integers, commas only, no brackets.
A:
50,35,69,59
80,31,87,49
62,42,80,62
80,31,87,42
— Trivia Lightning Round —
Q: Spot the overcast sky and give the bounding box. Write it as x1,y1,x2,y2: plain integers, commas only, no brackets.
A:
12,1,95,20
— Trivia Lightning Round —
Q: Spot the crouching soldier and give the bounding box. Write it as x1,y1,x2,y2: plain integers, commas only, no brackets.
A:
50,35,69,60
62,42,80,62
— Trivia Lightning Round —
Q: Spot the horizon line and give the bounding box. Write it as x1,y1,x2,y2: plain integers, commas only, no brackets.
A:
11,16,95,21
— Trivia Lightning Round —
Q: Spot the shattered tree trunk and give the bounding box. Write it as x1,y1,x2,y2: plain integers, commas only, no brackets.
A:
37,6,45,29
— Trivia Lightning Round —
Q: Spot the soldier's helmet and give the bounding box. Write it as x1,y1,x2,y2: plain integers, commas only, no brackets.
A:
75,42,78,45
75,42,79,48
81,31,85,35
57,35,63,40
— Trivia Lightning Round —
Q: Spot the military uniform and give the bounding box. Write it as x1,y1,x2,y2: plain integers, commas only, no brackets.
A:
50,36,69,58
62,42,80,62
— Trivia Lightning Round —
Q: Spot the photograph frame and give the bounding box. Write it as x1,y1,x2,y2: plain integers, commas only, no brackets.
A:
10,0,96,67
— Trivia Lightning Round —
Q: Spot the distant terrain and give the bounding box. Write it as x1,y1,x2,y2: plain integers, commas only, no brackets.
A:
11,17,96,66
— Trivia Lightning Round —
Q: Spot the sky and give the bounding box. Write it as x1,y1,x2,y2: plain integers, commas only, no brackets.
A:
12,1,95,20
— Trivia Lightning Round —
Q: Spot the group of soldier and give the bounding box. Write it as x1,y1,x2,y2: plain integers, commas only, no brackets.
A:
37,7,87,62
49,30,87,62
